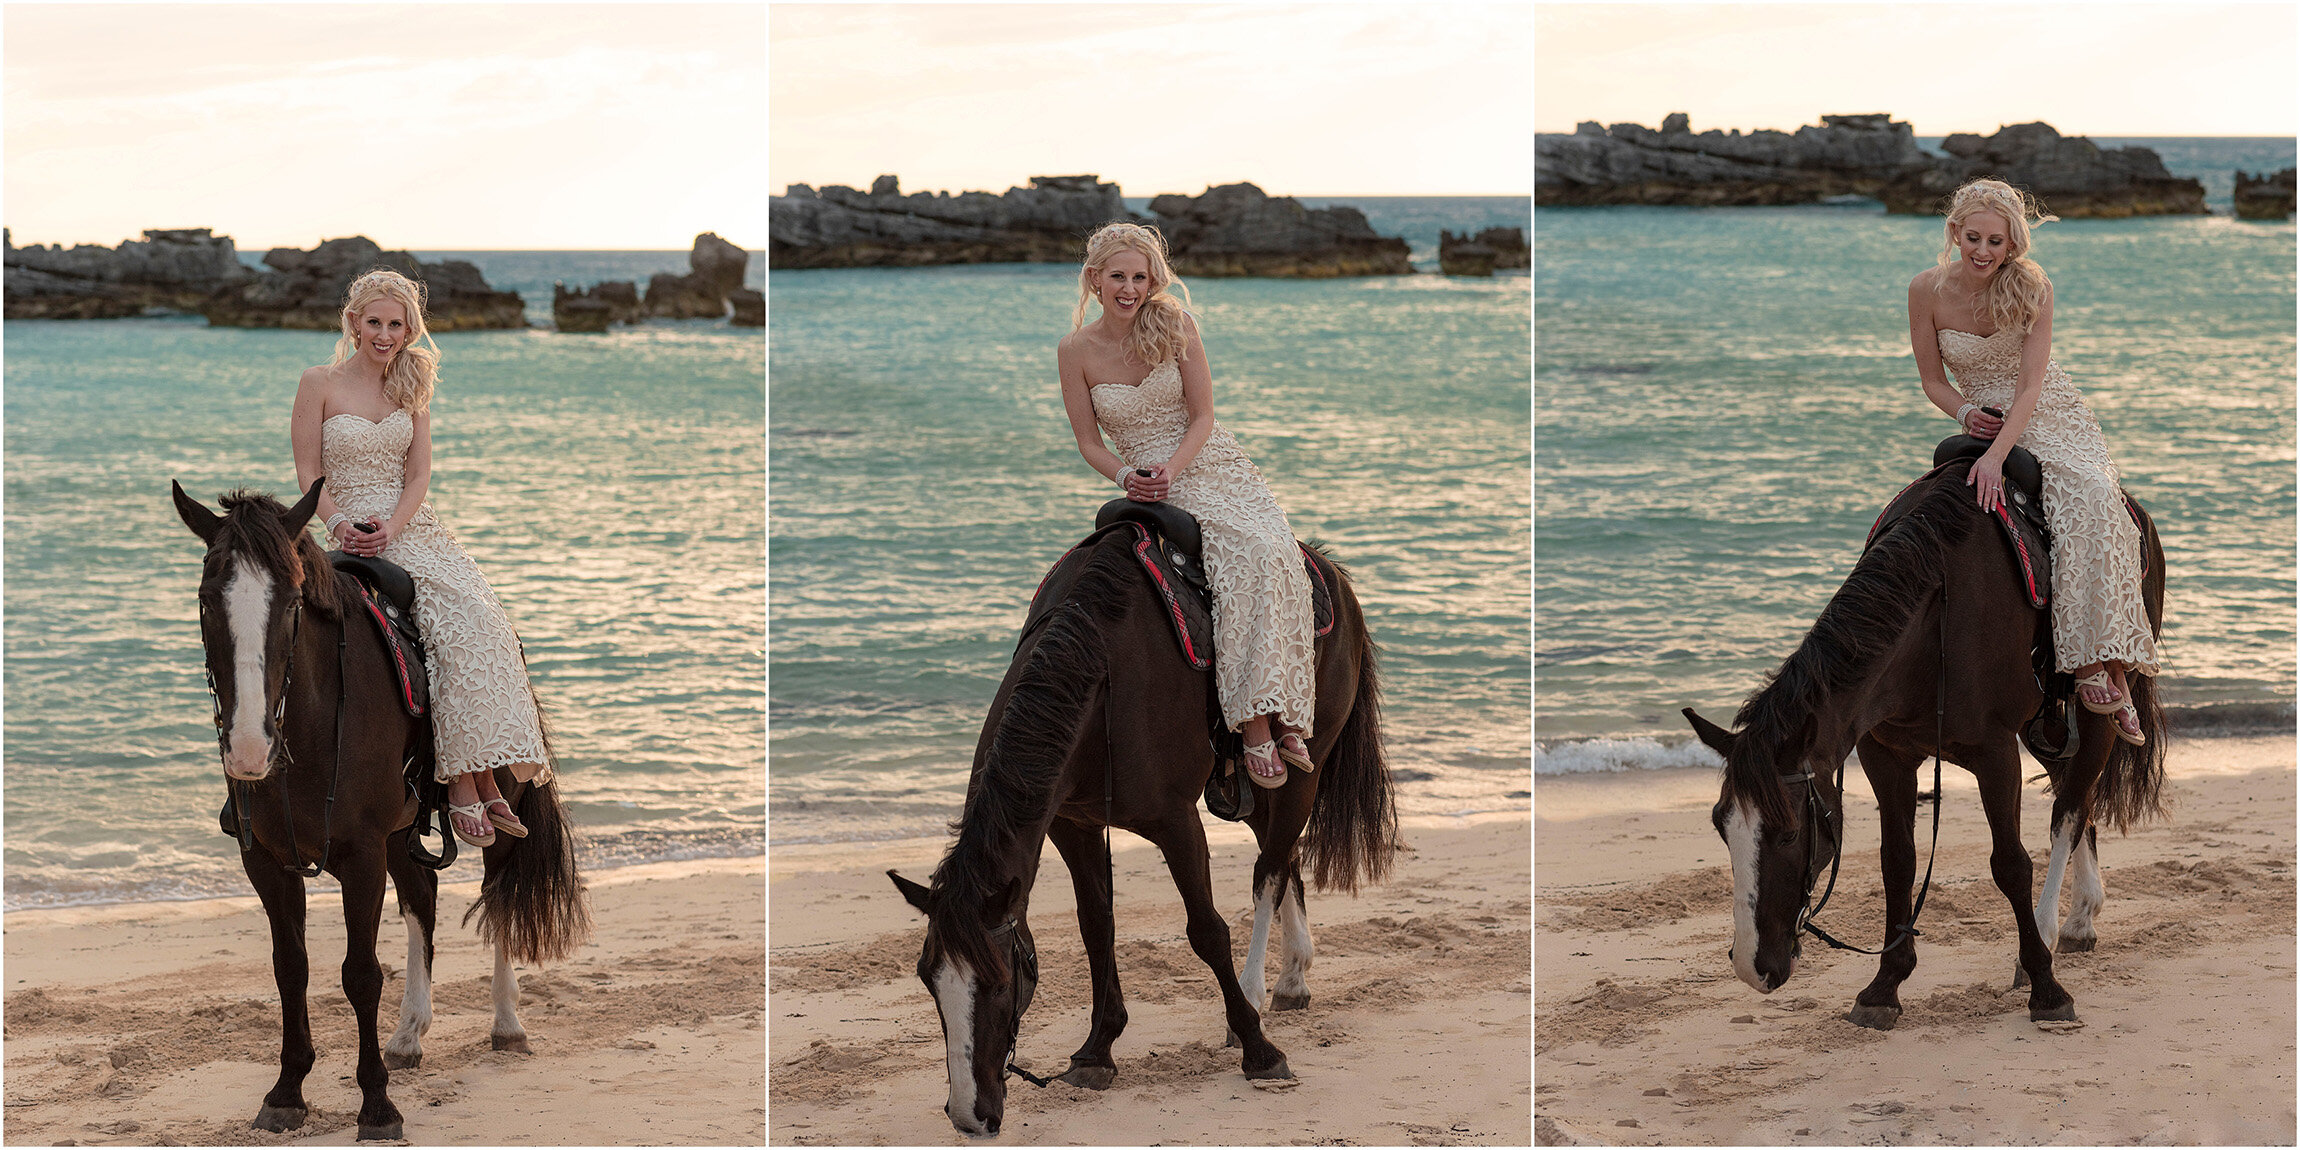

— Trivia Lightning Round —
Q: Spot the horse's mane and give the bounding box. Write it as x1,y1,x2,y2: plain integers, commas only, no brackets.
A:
204,490,346,619
923,534,1137,979
1721,474,1983,825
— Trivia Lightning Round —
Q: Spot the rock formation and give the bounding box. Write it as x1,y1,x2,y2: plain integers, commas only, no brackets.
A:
552,280,642,333
4,228,255,319
201,237,526,330
1438,226,1529,276
1538,114,2207,218
1147,183,1412,277
551,233,756,330
728,287,763,327
769,175,1128,268
2234,168,2295,220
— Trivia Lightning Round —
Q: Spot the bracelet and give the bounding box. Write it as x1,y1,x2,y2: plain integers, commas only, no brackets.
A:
1113,466,1132,489
325,512,350,534
1955,402,1977,430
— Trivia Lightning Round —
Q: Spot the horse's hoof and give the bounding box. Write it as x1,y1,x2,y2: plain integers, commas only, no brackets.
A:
1060,1064,1116,1091
1270,991,1310,1012
1245,1056,1293,1081
2030,1000,2078,1023
492,1034,532,1054
382,1049,422,1071
251,1106,307,1132
1845,1004,1901,1031
2057,934,2096,953
357,1120,405,1142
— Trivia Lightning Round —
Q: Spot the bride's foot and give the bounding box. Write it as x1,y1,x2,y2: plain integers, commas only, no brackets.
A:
1275,729,1312,773
1244,739,1288,790
2074,663,2124,712
473,773,527,837
446,777,496,847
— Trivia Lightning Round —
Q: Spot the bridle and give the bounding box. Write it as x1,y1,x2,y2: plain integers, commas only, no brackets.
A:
200,561,346,881
985,916,1048,1087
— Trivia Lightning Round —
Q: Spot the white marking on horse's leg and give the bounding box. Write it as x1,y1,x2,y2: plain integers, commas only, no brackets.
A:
385,911,431,1064
221,558,275,780
1724,805,1767,991
933,959,984,1135
491,944,527,1046
1242,871,1279,1011
2034,814,2074,952
2062,826,2102,947
1274,877,1312,1003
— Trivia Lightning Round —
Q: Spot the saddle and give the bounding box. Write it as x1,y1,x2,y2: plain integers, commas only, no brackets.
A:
1866,436,2052,609
329,553,427,717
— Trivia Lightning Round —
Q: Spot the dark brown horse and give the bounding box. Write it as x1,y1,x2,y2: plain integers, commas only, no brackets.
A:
1685,464,2165,1029
174,480,588,1139
888,526,1394,1136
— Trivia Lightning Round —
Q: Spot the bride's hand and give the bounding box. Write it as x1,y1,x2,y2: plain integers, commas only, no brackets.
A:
1967,454,2007,513
1124,465,1171,502
343,519,393,556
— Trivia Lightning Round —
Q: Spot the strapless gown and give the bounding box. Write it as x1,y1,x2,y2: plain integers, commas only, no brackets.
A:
1937,328,2159,675
320,410,551,782
1090,360,1316,735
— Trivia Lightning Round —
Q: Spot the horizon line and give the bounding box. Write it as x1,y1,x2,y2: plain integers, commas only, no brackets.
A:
1535,126,2297,140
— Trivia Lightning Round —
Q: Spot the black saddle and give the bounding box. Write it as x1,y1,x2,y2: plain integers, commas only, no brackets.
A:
1869,437,2053,610
328,552,427,716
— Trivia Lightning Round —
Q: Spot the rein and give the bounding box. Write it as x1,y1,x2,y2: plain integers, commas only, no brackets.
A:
1795,580,1948,957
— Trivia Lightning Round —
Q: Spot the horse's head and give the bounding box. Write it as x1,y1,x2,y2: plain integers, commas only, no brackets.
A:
888,868,1035,1136
1686,707,1840,994
173,479,328,782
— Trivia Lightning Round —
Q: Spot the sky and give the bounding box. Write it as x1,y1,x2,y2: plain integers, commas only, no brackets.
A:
770,4,1532,199
1537,3,2297,138
4,4,765,251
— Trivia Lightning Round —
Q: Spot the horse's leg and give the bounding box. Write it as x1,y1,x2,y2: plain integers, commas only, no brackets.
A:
492,944,531,1053
243,855,314,1132
383,830,438,1070
334,851,404,1141
2060,821,2103,953
2031,797,2081,969
1237,863,1281,1031
1046,817,1125,1089
2024,730,2109,984
1975,744,2075,1021
1145,812,1291,1080
1271,866,1313,1012
1848,735,1920,1030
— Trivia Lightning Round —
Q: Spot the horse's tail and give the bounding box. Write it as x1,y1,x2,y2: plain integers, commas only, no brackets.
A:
2093,495,2168,832
465,682,592,964
1300,558,1397,894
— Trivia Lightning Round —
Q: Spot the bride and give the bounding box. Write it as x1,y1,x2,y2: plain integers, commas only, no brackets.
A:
289,269,553,844
1055,222,1317,785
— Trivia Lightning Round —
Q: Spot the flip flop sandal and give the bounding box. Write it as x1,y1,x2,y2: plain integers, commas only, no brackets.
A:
484,797,529,838
1244,739,1289,790
1275,731,1313,773
2113,699,2147,747
447,800,497,848
2074,670,2125,714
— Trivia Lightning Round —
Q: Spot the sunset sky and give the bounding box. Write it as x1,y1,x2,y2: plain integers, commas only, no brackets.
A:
5,4,764,251
770,4,1532,199
1538,4,2297,138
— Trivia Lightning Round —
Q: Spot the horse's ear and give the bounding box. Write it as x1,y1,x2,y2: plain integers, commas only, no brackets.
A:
887,869,932,915
1683,708,1737,760
173,481,222,543
282,476,325,538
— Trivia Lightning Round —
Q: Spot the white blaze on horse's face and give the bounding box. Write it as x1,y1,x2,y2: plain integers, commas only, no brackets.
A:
932,958,986,1134
221,557,276,781
1723,803,1773,992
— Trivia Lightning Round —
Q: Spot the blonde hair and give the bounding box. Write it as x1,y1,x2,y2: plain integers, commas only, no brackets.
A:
332,268,439,414
1935,178,2058,335
1071,222,1196,367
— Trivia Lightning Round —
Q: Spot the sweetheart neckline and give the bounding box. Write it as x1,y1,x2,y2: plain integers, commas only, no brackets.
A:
324,410,409,427
1938,327,2009,341
1088,361,1180,392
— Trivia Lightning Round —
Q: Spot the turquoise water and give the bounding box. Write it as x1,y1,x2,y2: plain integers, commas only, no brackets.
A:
1535,195,2295,768
769,220,1531,843
4,288,764,908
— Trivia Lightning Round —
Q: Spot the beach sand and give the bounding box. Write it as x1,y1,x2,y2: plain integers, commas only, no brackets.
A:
1535,735,2296,1146
769,814,1531,1145
3,855,764,1146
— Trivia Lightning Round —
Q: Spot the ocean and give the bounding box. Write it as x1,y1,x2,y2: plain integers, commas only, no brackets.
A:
769,196,1531,845
1536,137,2297,773
4,251,765,910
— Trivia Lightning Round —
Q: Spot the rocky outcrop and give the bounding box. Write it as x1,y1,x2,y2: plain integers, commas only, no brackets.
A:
552,280,642,332
769,175,1129,268
1438,226,1528,276
728,288,763,327
1879,122,2206,217
2234,168,2296,220
4,228,256,319
1539,114,2207,218
200,237,525,330
645,232,751,319
1147,183,1411,277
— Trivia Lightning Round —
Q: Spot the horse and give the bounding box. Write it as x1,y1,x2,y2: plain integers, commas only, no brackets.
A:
1684,461,2165,1029
886,521,1395,1136
173,479,589,1139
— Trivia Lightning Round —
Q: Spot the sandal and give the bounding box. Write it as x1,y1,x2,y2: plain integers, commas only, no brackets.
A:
2074,669,2124,714
2112,699,2146,747
447,800,496,848
484,797,528,839
1275,731,1313,773
1244,739,1288,790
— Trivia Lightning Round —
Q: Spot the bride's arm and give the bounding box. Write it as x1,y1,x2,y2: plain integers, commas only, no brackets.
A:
1057,336,1134,486
385,410,435,534
1907,271,1996,435
1161,319,1218,477
290,367,353,542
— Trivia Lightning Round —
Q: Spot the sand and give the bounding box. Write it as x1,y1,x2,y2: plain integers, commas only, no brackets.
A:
3,855,765,1146
1534,735,2296,1146
769,813,1531,1145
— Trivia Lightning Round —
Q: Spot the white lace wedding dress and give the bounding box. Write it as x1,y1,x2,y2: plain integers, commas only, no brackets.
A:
1090,359,1317,735
1938,328,2159,675
321,410,552,782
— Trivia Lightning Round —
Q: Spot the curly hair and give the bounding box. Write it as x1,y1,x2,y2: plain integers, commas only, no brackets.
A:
1934,178,2058,335
332,268,440,414
1071,221,1198,368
